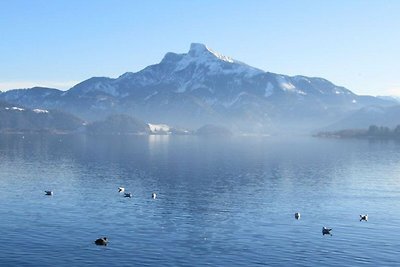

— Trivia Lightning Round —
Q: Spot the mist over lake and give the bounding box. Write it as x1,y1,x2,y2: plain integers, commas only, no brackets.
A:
1,134,399,266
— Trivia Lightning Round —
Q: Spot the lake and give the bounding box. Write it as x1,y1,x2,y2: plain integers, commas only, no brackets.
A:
0,134,399,266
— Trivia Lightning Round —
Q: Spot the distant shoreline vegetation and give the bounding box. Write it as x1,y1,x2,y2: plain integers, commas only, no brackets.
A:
316,125,400,140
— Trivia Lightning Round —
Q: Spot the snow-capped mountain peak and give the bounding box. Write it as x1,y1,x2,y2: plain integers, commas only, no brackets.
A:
188,43,234,63
168,43,264,78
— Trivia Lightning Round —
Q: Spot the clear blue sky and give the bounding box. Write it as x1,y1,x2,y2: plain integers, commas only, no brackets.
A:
1,0,399,96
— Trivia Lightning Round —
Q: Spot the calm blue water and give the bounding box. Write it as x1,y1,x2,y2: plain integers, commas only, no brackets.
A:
0,134,400,266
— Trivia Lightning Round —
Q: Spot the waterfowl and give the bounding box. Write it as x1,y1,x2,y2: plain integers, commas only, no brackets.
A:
124,193,132,198
118,187,125,193
322,227,332,236
95,237,108,246
294,212,301,220
152,192,157,199
45,191,53,196
360,214,368,221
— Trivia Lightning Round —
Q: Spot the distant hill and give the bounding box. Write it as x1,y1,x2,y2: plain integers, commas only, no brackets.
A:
377,96,400,104
323,105,400,131
0,101,84,133
86,114,150,135
196,124,232,136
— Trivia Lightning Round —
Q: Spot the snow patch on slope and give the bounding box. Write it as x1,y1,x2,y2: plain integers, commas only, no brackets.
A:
93,83,119,96
276,76,295,91
33,108,49,113
144,91,158,101
223,92,247,108
148,123,171,134
265,82,274,97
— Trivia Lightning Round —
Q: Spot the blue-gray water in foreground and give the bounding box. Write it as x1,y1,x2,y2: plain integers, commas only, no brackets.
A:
0,134,400,266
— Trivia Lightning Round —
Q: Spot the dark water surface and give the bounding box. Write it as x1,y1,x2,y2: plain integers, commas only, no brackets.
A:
0,134,400,266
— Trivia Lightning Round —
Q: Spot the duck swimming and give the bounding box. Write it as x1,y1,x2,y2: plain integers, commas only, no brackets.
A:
322,227,332,236
95,237,108,246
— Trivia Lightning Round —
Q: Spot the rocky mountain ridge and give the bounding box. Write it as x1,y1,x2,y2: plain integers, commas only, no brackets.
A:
0,43,396,133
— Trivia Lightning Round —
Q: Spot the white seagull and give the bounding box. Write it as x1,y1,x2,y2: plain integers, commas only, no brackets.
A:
118,187,125,193
152,192,157,199
295,212,301,220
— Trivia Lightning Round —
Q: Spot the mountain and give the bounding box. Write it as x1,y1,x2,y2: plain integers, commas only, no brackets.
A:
377,96,400,104
324,105,400,131
0,43,395,133
196,124,232,136
0,87,63,108
86,114,150,135
0,101,84,133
